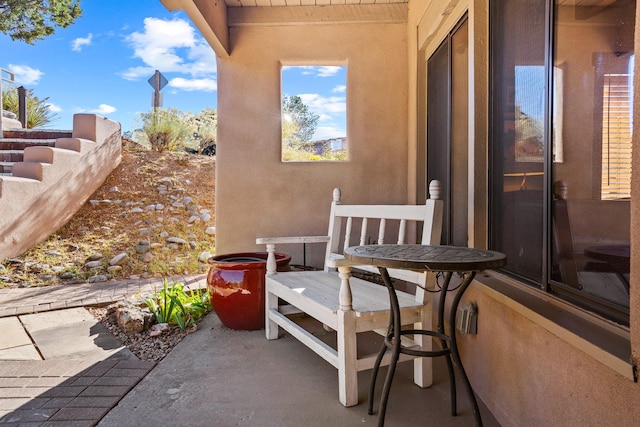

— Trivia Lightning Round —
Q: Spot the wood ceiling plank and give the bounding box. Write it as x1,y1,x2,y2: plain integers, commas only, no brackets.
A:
228,3,407,26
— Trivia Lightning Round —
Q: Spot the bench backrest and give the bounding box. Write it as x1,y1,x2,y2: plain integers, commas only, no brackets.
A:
325,180,444,287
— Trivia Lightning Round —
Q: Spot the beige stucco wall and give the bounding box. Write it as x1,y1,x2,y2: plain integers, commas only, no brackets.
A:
216,21,408,266
459,284,640,426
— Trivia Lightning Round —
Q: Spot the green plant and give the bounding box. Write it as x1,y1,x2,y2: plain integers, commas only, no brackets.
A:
135,108,190,152
131,107,217,154
282,145,347,162
181,108,217,153
146,279,211,330
2,87,59,128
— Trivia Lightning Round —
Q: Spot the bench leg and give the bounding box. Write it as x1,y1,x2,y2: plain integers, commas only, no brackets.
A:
337,309,358,407
265,282,279,340
413,313,434,388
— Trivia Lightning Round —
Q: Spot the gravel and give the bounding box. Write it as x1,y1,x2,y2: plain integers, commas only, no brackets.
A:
87,305,200,362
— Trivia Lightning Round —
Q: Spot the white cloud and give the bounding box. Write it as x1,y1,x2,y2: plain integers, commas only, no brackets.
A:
126,18,194,71
282,65,343,77
7,64,43,85
184,40,218,77
46,103,62,113
120,17,217,92
333,85,346,93
79,104,117,115
314,126,346,140
298,93,346,116
72,33,93,52
283,66,341,77
317,66,342,77
119,66,155,81
169,77,217,92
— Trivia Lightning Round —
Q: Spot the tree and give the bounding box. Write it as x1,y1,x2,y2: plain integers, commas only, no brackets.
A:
0,0,82,44
2,87,58,128
282,95,319,146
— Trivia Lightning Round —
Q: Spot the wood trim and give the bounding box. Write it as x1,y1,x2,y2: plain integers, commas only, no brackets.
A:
228,4,408,27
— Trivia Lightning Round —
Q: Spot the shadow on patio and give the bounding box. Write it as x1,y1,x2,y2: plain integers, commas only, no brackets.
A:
98,312,501,426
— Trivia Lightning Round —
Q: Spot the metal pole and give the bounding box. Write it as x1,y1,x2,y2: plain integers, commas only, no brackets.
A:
18,86,26,128
153,70,160,110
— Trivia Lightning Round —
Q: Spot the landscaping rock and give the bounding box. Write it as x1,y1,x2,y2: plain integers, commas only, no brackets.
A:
166,237,187,245
84,260,103,269
110,252,129,266
116,306,153,334
149,323,170,337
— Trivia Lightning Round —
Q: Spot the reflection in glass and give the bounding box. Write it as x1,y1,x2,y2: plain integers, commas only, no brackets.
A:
551,1,634,314
489,0,634,323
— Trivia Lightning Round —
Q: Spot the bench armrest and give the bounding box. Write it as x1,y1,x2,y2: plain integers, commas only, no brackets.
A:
256,236,330,245
326,253,358,269
257,236,331,274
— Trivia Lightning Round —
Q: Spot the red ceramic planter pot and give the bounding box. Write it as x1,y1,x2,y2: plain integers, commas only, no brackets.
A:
207,252,291,330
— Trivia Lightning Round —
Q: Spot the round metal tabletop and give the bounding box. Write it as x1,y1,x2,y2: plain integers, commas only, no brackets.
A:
344,244,507,272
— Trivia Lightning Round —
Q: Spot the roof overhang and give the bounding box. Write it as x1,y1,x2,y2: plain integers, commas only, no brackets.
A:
160,0,408,58
161,0,231,58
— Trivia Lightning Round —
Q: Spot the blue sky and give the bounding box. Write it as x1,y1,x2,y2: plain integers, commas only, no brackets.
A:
1,1,216,133
282,65,346,141
0,1,347,138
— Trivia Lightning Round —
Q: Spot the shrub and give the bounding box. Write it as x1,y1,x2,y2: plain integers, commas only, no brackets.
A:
1,87,58,128
137,108,189,152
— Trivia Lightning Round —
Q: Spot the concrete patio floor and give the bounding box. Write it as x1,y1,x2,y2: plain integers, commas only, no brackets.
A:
0,274,501,426
99,313,501,426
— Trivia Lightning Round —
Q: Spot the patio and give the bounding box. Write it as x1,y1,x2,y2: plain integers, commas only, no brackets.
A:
99,311,501,426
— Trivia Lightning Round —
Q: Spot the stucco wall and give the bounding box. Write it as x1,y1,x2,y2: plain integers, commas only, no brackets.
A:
0,114,121,261
458,284,640,426
216,22,408,266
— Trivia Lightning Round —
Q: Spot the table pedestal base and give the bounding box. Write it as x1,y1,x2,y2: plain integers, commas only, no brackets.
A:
368,268,483,427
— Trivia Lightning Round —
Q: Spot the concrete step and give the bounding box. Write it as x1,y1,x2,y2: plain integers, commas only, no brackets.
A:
0,139,57,150
2,129,71,140
0,161,14,175
0,139,59,174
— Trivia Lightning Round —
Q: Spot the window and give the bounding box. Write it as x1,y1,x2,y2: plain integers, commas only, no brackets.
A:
426,16,469,246
281,65,347,162
601,69,633,200
490,0,634,325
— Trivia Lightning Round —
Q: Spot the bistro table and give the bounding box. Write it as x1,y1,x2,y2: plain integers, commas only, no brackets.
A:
584,244,630,274
344,244,506,427
584,244,630,291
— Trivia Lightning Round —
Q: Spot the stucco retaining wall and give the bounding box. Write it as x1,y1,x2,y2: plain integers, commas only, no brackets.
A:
0,114,121,261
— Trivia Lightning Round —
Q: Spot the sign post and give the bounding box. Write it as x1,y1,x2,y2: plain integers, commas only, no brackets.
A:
147,70,168,110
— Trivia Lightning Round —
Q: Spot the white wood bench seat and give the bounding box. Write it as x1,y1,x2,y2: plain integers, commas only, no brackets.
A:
256,180,443,407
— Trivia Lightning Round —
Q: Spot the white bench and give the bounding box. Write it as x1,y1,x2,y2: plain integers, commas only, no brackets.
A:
256,181,444,407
